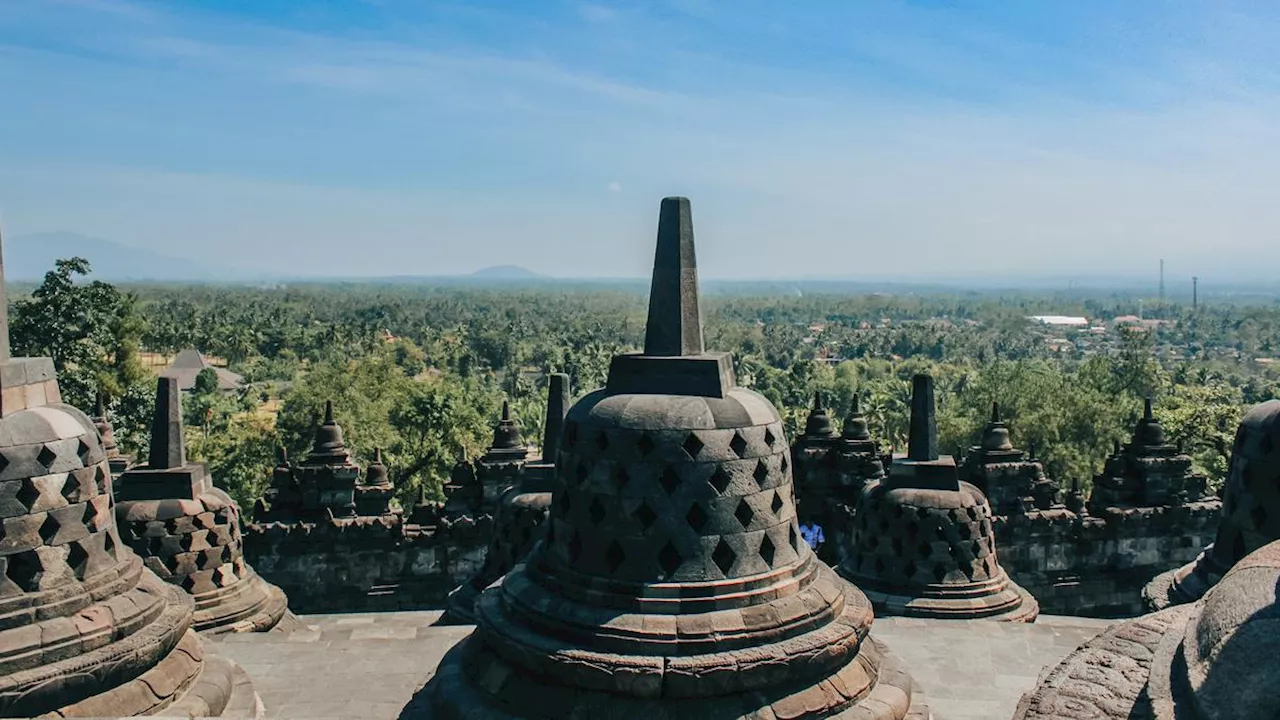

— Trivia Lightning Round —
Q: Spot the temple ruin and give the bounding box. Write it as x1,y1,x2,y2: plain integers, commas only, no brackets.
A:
0,231,261,717
113,376,292,635
416,197,928,719
1144,399,1280,610
838,374,1039,622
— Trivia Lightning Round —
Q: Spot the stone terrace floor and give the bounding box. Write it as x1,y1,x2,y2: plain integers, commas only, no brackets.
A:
207,611,1115,720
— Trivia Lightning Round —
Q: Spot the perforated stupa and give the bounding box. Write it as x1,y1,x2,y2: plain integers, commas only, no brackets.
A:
416,197,927,719
838,375,1038,622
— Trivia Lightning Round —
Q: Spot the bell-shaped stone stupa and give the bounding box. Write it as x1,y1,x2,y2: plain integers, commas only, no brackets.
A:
354,447,396,517
838,375,1038,622
0,228,261,717
442,374,570,624
960,403,1060,516
416,197,926,719
1144,399,1280,610
1017,537,1280,719
115,376,291,635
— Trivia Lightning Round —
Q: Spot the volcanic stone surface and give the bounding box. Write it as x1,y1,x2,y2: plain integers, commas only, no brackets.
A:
115,376,291,635
1145,399,1280,611
443,375,568,625
1016,538,1280,719
417,197,927,719
839,375,1038,623
1089,398,1209,514
0,384,261,715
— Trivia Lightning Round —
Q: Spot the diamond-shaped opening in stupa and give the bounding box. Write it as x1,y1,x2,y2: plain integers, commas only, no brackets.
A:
712,539,736,575
682,433,704,460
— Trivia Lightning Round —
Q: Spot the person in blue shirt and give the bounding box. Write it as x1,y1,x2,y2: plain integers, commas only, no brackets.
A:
799,522,825,550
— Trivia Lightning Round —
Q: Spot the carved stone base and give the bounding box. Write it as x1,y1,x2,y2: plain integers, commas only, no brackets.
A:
116,489,292,635
441,489,552,625
852,572,1040,622
0,570,262,718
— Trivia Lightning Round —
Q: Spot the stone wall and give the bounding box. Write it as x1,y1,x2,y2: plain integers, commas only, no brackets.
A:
992,501,1220,617
242,515,491,614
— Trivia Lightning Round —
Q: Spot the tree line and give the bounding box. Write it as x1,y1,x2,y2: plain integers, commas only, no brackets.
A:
11,258,1277,510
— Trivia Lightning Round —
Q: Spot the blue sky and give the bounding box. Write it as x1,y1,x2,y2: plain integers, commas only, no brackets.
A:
1,0,1277,280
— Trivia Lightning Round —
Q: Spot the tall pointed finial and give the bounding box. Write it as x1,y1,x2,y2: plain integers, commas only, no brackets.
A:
812,391,824,412
95,391,107,418
148,376,185,470
1143,397,1153,421
907,374,938,462
541,373,570,462
851,393,860,414
501,400,511,421
0,224,9,362
643,197,704,357
991,401,1001,423
324,399,335,425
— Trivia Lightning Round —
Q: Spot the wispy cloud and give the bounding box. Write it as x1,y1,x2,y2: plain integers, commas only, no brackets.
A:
3,0,1280,279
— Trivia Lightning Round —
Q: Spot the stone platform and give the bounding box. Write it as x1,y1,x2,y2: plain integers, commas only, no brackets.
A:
206,610,1113,720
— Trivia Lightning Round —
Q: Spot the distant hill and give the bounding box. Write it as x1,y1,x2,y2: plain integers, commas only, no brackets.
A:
5,232,242,281
471,265,544,280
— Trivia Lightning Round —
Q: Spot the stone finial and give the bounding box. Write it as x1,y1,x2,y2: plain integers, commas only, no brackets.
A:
308,399,350,462
642,197,704,357
907,374,939,462
981,400,1013,452
605,198,735,398
803,390,836,437
148,376,185,470
541,373,570,461
1134,397,1168,448
364,447,390,487
489,400,524,450
842,393,872,442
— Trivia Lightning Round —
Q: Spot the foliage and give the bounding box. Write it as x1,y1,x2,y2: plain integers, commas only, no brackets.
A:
9,257,153,454
11,257,1280,509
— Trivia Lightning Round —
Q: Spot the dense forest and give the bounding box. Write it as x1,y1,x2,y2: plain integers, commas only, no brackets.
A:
11,258,1280,511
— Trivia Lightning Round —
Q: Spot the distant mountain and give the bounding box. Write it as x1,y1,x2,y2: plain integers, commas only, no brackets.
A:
4,232,243,281
471,265,544,280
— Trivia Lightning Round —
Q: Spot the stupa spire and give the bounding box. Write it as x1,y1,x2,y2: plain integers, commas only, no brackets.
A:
148,376,185,469
907,373,939,462
541,372,570,462
643,197,704,357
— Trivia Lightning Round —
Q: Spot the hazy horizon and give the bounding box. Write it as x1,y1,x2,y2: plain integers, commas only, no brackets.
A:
2,2,1278,281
